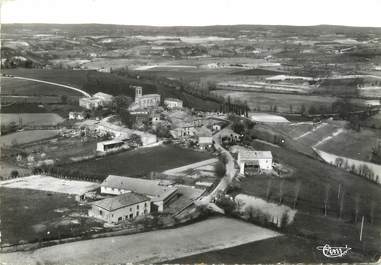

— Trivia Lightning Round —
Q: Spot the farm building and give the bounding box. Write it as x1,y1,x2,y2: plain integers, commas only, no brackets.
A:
69,111,85,120
164,98,183,109
79,97,103,110
88,192,150,223
79,92,114,109
129,86,161,110
96,139,126,152
170,124,196,139
237,150,273,174
100,175,178,212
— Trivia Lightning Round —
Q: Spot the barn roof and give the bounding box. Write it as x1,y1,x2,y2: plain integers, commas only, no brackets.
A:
239,150,272,161
92,192,149,211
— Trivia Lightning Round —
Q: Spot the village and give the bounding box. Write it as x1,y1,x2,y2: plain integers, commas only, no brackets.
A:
0,83,284,242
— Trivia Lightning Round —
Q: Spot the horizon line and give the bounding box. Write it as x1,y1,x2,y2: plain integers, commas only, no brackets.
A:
2,22,381,29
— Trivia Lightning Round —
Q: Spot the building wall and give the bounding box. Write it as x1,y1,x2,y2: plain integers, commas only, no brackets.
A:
89,200,151,223
238,158,272,174
135,94,161,108
164,100,183,109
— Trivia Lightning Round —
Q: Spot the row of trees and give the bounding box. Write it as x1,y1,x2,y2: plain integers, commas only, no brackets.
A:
334,157,380,184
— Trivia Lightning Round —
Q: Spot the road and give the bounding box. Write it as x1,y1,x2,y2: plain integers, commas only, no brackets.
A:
197,127,239,205
0,217,280,265
3,76,91,98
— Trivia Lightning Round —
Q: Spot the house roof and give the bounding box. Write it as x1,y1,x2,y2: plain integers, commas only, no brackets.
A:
239,150,272,161
101,175,177,199
164,98,183,103
92,192,149,212
93,92,114,101
197,126,213,137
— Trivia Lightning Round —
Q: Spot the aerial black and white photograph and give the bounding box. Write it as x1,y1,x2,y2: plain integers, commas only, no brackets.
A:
0,0,380,264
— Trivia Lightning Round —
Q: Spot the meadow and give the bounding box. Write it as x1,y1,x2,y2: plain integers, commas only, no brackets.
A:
1,113,64,126
66,144,213,177
0,129,60,146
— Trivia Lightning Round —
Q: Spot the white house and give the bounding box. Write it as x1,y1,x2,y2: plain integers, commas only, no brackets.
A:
79,92,114,110
197,126,213,150
96,140,126,152
88,192,150,223
164,98,183,109
237,150,273,174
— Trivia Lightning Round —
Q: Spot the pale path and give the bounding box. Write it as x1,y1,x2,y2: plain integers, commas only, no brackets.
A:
3,76,91,98
163,158,219,175
0,217,280,265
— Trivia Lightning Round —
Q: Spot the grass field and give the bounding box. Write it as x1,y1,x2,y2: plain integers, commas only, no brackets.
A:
3,69,90,89
241,142,381,226
0,217,280,264
1,77,83,97
0,129,60,146
0,187,103,245
212,90,337,112
1,113,64,126
317,128,379,161
66,145,214,177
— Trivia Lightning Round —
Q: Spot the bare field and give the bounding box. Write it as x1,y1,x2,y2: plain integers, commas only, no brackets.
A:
0,217,280,264
0,175,99,195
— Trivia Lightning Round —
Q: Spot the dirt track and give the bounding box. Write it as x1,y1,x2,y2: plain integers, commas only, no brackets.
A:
0,217,280,265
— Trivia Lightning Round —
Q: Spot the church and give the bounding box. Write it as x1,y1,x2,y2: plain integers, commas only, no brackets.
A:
128,86,161,111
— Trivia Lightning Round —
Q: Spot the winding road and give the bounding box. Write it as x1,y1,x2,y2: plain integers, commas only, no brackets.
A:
3,76,91,98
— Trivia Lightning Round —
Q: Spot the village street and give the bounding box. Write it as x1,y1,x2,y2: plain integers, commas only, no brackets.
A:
0,217,280,265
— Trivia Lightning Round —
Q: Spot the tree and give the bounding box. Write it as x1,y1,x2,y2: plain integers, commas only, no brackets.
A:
323,183,330,216
61,95,68,104
279,179,285,204
266,178,272,201
130,133,142,146
369,200,375,224
215,161,226,179
10,170,19,178
354,193,360,223
119,109,134,128
155,124,170,138
339,190,345,219
293,181,302,209
113,95,133,112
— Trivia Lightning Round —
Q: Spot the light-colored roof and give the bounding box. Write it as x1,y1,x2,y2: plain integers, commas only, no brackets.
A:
98,139,124,146
92,192,149,211
101,175,177,199
164,98,183,103
239,150,272,161
93,92,114,100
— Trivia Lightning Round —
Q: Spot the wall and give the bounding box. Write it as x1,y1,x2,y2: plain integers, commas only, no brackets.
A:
89,200,151,223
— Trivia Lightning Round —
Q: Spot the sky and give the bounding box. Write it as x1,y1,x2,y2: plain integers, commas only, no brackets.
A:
1,0,381,27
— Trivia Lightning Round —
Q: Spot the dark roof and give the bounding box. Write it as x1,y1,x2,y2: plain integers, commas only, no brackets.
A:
92,192,149,212
101,175,177,198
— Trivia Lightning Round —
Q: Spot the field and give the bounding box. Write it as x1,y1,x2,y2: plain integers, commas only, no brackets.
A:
0,217,280,264
16,135,98,164
0,130,59,147
250,112,290,123
241,141,381,231
0,187,103,245
66,145,214,177
317,128,379,161
1,77,83,97
1,113,64,126
2,68,90,89
0,175,100,195
212,90,337,113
